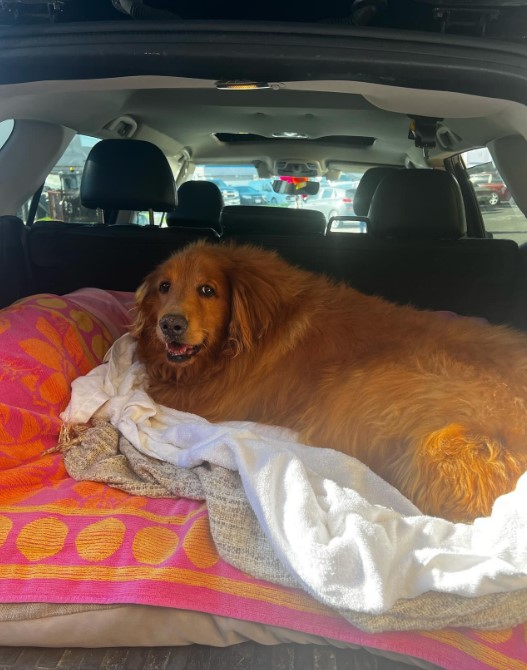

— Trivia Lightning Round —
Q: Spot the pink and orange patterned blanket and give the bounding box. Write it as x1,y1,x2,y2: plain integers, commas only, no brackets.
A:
0,289,526,670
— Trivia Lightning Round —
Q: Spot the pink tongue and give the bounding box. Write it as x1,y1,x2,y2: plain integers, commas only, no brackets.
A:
167,342,192,355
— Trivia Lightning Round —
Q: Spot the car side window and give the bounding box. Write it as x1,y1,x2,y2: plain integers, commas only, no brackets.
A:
0,119,14,151
18,134,100,224
463,148,527,245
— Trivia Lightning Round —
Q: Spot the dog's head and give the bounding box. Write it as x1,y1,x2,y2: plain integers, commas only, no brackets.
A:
132,241,304,371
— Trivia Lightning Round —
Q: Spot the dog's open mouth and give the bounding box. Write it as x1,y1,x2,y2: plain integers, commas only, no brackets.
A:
165,341,202,362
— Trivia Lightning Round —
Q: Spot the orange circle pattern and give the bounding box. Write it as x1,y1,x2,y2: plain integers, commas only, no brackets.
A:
182,517,219,568
16,518,69,561
75,518,126,562
0,516,13,548
4,516,219,568
132,527,180,565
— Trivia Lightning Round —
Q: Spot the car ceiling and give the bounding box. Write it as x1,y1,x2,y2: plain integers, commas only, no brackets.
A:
0,76,525,175
0,0,526,179
0,3,525,212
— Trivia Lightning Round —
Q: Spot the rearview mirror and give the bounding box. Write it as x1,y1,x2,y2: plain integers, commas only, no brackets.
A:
272,180,320,196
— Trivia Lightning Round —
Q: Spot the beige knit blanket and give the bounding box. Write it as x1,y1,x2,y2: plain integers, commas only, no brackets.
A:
54,420,527,634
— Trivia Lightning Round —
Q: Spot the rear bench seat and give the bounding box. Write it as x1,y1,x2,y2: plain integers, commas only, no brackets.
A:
221,205,326,237
358,169,524,326
220,170,525,328
28,224,218,295
24,142,525,331
28,139,218,296
0,215,31,308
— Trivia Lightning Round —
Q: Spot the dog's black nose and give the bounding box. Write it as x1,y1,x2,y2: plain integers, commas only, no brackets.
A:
159,314,188,339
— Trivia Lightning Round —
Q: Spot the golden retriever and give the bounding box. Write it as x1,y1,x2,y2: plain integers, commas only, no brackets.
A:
132,241,527,522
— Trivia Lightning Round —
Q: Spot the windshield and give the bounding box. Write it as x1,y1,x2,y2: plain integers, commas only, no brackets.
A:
188,164,368,231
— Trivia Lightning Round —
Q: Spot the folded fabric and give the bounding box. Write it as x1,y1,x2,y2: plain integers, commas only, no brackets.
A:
61,333,527,616
59,419,527,633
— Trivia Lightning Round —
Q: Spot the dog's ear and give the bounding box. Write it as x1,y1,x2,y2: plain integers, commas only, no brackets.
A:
227,251,301,354
130,278,152,339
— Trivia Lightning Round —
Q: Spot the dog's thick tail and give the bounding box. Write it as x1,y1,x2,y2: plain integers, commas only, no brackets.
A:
393,424,527,522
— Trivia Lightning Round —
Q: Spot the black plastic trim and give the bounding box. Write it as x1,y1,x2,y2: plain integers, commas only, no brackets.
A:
0,22,526,104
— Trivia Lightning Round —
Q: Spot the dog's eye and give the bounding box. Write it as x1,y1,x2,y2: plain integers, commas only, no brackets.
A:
198,284,216,298
159,281,171,294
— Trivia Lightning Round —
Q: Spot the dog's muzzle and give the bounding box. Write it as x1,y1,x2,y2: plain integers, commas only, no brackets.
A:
159,313,188,339
159,313,202,363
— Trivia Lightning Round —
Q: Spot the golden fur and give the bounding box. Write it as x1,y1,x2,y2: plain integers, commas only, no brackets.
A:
133,241,527,522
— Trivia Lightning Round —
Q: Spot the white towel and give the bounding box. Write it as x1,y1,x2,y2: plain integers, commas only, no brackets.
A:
61,333,527,614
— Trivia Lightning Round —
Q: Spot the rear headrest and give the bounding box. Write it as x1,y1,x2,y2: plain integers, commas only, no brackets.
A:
353,167,400,217
80,139,176,212
167,181,223,228
368,170,467,240
221,205,326,236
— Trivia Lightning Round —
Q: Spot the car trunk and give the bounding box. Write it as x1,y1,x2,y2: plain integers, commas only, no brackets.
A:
1,9,527,670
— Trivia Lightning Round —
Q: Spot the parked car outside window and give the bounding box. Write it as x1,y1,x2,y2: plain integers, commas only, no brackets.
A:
234,185,267,205
464,149,527,244
207,179,241,206
292,186,345,221
250,178,294,206
470,172,511,207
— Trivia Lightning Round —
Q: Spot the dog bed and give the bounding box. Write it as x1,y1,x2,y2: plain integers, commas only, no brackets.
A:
0,289,526,670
